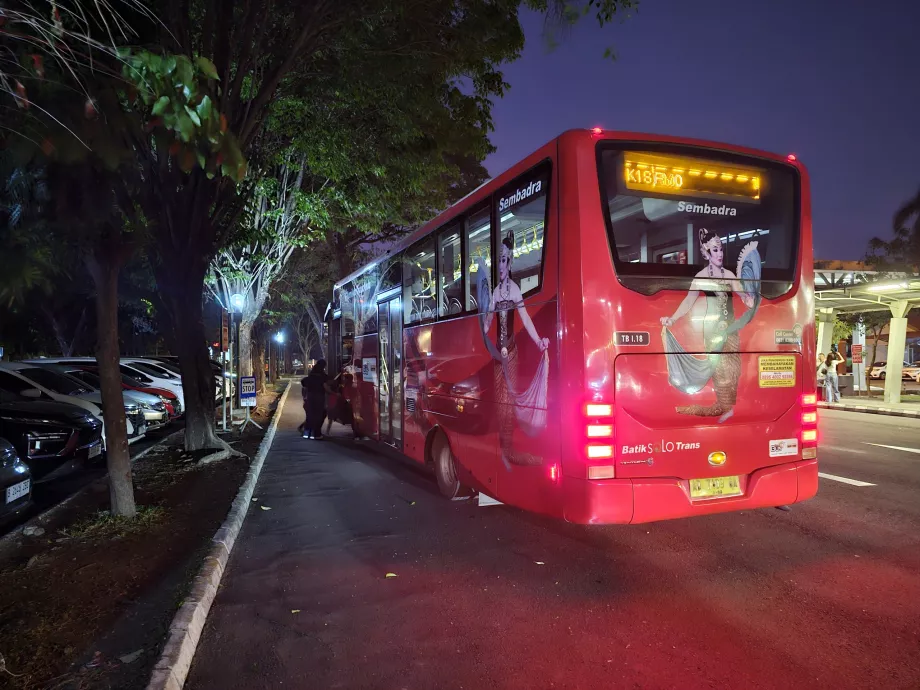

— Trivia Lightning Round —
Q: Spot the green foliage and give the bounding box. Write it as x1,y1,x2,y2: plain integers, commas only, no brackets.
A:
122,51,246,181
866,186,920,271
832,317,853,344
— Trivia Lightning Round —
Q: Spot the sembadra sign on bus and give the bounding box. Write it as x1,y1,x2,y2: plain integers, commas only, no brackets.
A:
240,376,257,407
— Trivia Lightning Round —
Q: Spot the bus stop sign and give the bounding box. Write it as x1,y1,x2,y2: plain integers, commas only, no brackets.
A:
240,376,257,407
852,344,863,364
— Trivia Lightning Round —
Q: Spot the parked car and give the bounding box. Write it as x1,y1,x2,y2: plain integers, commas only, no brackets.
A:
126,357,228,402
148,356,233,397
0,437,32,521
73,366,182,418
0,389,104,481
868,361,915,380
8,362,146,443
45,365,170,429
26,357,187,413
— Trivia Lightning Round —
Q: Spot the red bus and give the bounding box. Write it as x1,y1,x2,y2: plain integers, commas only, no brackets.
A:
327,129,817,524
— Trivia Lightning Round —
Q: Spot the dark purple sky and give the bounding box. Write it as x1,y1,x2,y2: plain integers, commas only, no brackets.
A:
485,0,920,261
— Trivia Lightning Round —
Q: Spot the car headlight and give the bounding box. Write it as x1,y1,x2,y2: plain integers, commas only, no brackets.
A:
14,459,28,474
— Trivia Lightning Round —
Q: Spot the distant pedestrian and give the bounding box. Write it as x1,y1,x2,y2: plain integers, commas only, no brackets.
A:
300,359,334,439
819,352,844,403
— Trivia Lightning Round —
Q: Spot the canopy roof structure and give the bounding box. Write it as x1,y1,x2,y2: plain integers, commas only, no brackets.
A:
813,262,920,403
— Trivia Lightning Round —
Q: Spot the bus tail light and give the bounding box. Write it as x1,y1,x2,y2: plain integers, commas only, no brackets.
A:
587,424,613,438
801,391,818,458
586,444,613,459
586,403,613,417
587,465,615,480
549,463,560,483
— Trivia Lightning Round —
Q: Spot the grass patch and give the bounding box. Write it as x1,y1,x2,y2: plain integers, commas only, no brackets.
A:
61,506,166,540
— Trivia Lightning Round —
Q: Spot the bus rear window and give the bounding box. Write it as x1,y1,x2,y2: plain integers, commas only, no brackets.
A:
597,146,799,289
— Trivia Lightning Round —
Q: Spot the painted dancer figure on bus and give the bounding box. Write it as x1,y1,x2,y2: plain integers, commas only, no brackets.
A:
659,228,761,423
478,233,550,469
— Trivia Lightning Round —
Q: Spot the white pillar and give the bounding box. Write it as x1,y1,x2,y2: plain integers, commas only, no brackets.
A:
816,309,836,361
852,321,866,392
883,300,910,404
686,224,695,263
640,231,648,262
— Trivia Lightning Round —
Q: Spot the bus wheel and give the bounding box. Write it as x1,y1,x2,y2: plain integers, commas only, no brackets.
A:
432,432,466,499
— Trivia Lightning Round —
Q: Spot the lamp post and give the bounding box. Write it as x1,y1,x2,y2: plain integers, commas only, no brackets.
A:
274,331,285,378
230,293,245,408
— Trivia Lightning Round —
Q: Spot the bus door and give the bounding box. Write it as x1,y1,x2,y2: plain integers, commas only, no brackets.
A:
377,298,403,447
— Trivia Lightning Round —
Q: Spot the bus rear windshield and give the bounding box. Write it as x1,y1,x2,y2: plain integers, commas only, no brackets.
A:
597,145,799,290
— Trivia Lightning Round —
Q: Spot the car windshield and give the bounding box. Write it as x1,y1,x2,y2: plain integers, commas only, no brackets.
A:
20,367,90,395
129,362,177,379
70,370,102,389
121,373,145,387
155,361,182,375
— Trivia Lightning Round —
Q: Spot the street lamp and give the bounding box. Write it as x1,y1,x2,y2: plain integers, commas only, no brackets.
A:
274,331,285,375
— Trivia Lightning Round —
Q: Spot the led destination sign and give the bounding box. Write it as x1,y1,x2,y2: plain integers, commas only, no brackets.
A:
622,152,763,203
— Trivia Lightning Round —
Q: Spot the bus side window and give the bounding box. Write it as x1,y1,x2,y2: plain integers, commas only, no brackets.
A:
403,238,436,325
497,167,550,297
464,205,491,311
438,224,463,317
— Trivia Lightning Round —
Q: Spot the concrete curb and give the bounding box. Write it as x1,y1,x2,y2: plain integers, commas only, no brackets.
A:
819,401,920,418
146,382,292,690
0,428,185,556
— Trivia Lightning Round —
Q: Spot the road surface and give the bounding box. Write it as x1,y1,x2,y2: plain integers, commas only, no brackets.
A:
186,399,920,689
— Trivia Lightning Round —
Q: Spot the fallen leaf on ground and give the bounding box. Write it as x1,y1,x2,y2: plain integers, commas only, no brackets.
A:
251,498,258,502
535,561,545,565
118,649,143,664
291,609,301,614
385,573,398,578
260,505,272,511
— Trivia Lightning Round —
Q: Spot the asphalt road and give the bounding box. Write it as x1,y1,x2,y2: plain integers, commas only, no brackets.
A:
0,421,182,538
186,396,920,690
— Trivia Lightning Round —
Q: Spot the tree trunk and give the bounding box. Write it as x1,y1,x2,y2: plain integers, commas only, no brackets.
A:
269,339,277,383
156,261,222,452
284,343,292,375
86,254,136,517
238,318,255,377
252,334,266,394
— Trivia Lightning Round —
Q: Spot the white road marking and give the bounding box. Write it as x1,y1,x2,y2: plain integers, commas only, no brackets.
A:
864,443,920,455
820,444,868,455
818,472,876,487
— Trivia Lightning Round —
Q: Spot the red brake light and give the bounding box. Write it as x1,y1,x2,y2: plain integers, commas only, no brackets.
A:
802,412,817,425
587,445,614,459
549,464,559,482
586,403,613,417
802,429,817,443
787,153,797,162
587,424,613,438
592,126,603,135
801,394,817,406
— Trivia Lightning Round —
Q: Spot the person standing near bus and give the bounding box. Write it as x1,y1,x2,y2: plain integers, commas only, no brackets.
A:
819,351,844,403
302,359,334,439
660,229,758,423
482,233,550,469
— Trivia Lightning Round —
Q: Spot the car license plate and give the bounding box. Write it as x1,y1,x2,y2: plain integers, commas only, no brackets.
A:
88,443,102,459
6,479,30,504
689,475,741,499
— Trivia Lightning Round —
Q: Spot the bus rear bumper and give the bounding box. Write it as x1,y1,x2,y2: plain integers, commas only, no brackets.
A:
563,459,818,525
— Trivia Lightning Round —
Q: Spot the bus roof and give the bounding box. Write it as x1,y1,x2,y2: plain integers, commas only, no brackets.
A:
333,128,802,289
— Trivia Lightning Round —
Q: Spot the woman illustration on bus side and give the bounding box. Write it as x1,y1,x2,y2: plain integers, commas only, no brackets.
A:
659,228,761,423
478,233,550,469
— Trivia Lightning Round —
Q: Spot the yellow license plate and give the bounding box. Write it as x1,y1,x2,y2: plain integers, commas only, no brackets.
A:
689,475,741,499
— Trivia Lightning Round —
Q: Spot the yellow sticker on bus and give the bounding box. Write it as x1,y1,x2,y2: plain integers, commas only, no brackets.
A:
758,355,796,388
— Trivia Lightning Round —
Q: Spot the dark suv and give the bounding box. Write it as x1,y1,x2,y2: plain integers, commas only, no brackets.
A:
0,389,104,482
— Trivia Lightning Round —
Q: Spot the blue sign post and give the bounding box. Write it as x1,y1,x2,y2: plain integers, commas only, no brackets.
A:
237,376,261,432
239,376,257,407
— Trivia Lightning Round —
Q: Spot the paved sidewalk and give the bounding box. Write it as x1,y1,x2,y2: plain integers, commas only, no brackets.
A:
820,397,920,418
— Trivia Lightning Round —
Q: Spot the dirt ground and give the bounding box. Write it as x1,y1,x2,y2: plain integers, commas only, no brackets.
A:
0,386,283,690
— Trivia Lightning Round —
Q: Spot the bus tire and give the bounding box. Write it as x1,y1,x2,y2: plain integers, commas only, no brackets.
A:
432,432,467,499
